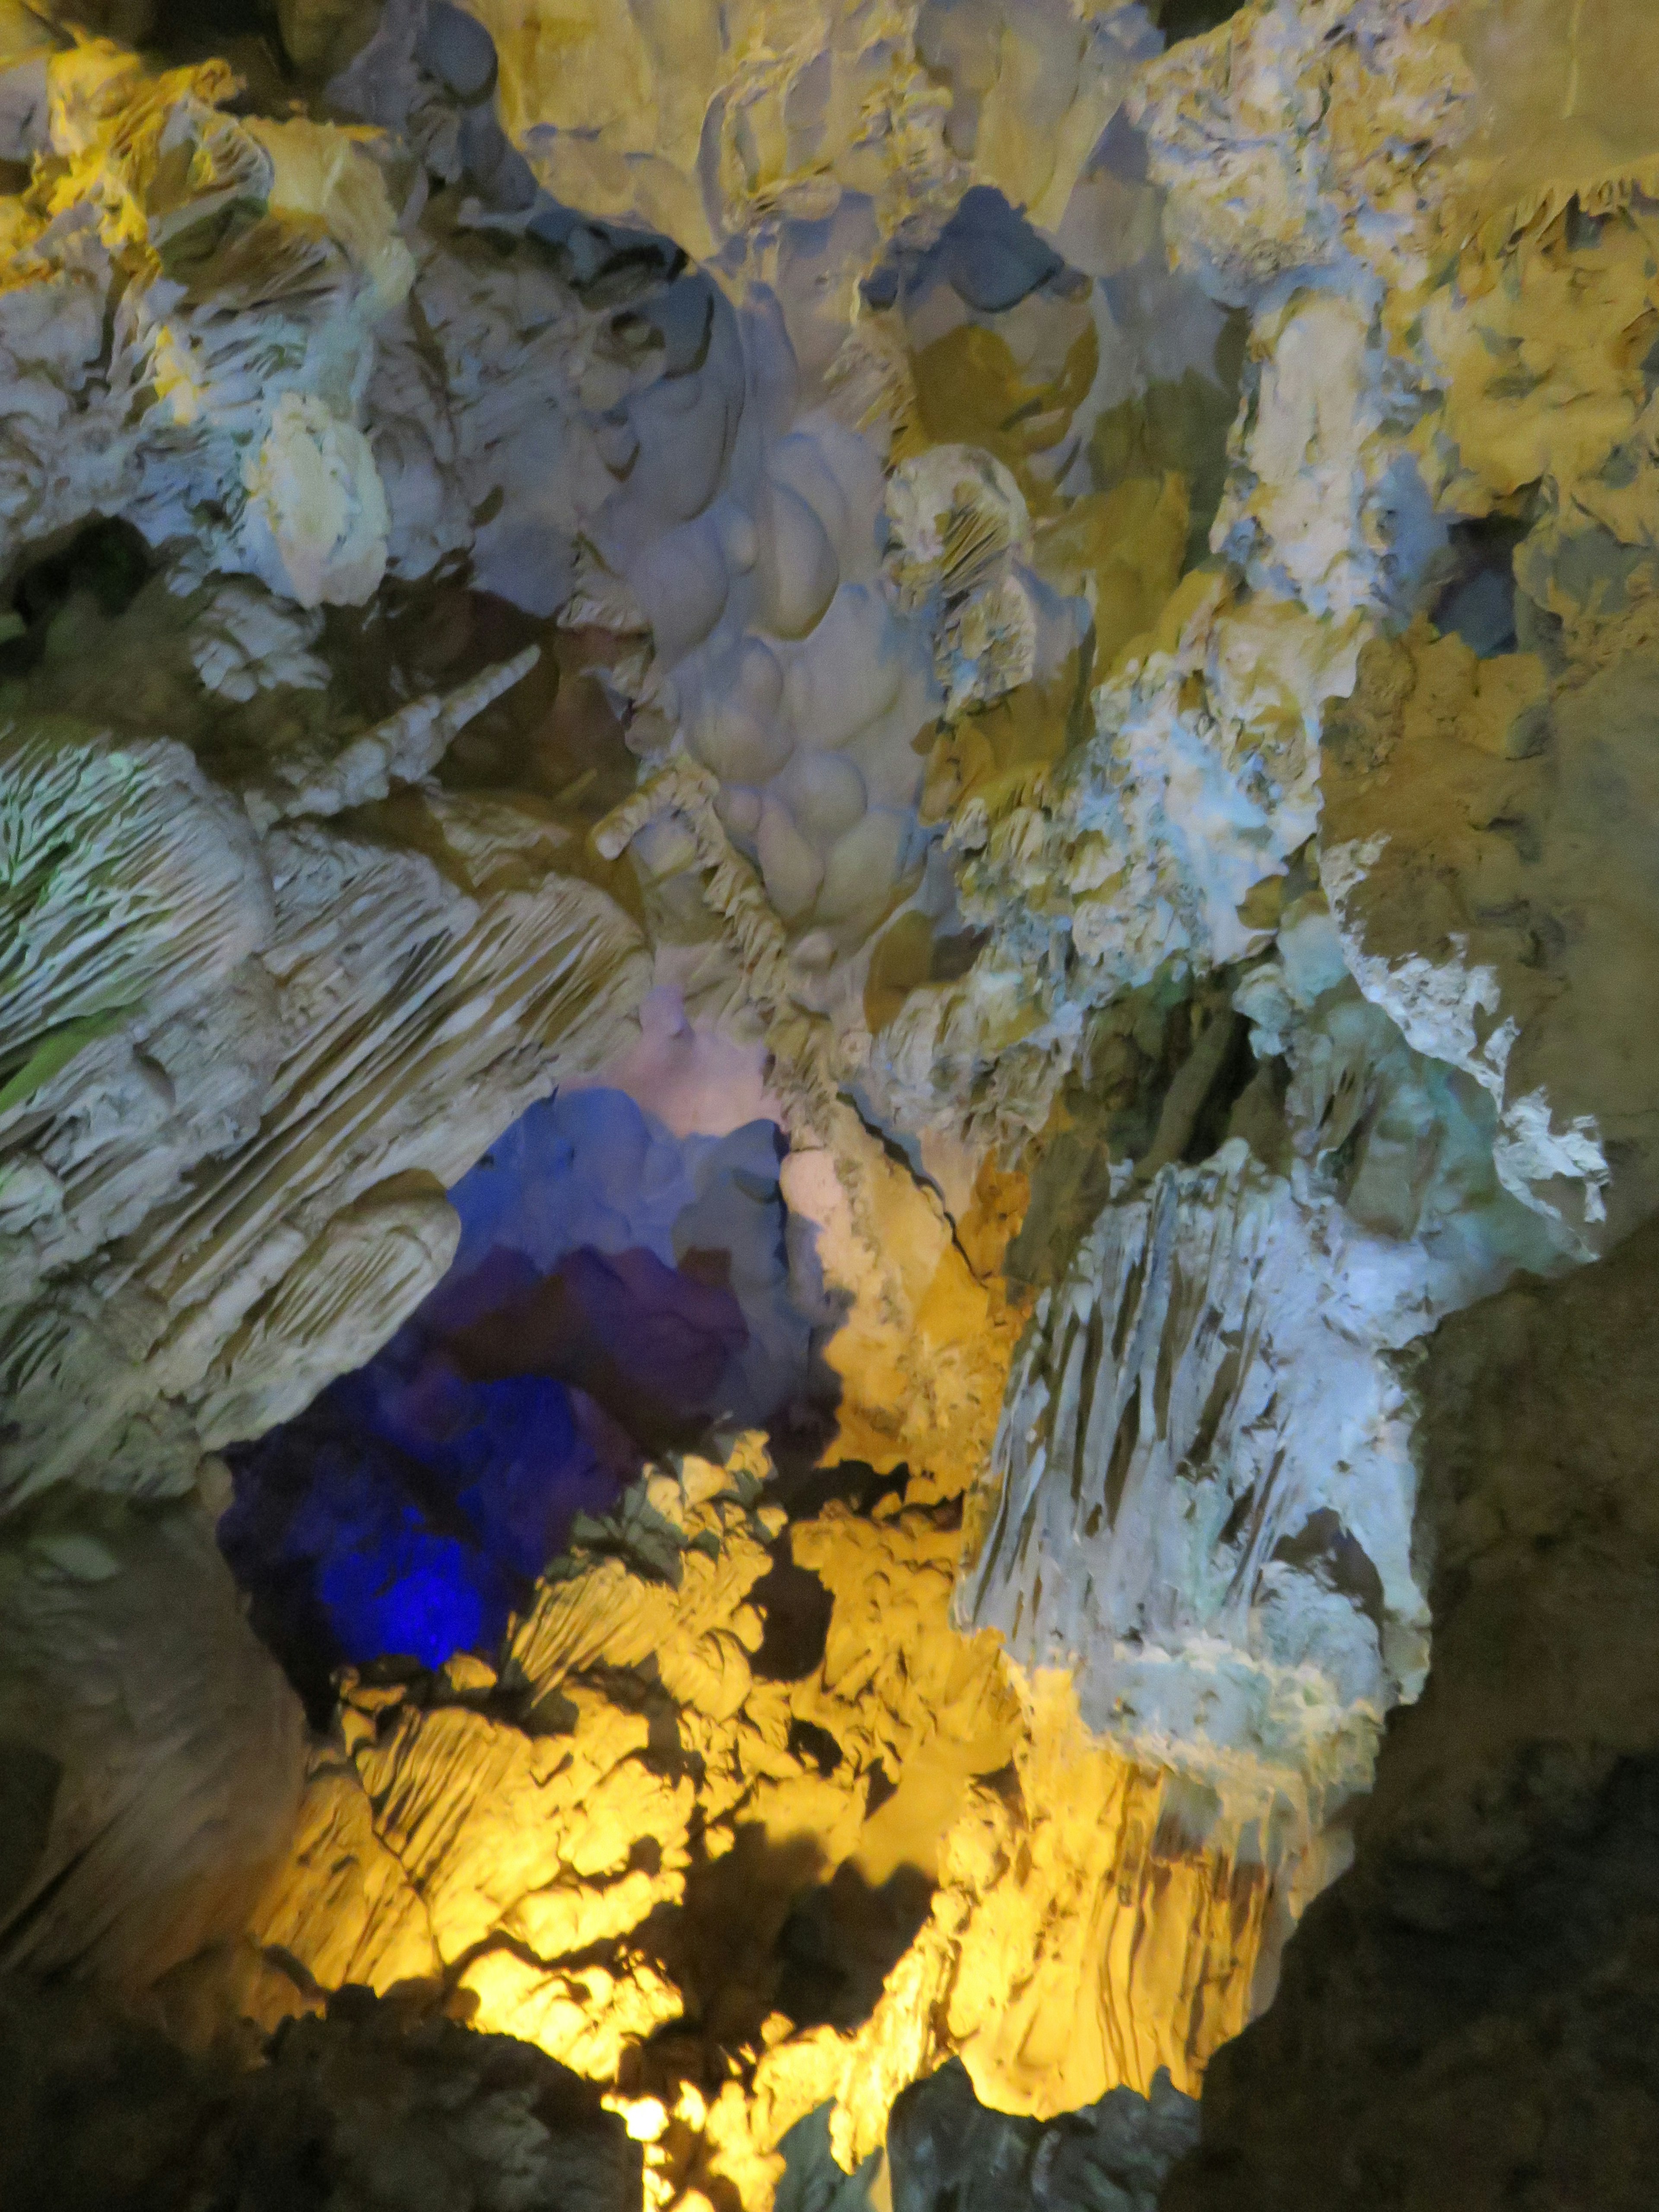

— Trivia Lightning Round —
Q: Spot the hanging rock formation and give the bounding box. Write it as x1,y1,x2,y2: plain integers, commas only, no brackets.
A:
1163,1213,1659,2211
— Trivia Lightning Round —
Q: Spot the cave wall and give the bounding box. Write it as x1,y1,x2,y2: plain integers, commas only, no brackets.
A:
1,1,1658,2208
1166,1216,1659,2209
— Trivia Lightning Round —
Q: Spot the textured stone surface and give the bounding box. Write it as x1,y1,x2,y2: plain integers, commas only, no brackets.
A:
0,1974,642,2212
0,1502,304,1993
246,1437,1265,2205
1,2,1659,2206
1164,1217,1659,2212
888,2057,1197,2212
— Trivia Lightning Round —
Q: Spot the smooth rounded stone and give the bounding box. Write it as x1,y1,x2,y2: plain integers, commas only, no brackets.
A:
624,371,733,528
694,705,793,785
756,794,826,921
791,927,838,971
838,698,930,814
783,585,905,750
716,785,763,837
623,304,747,526
416,0,499,101
767,432,853,563
631,515,729,664
715,497,760,575
780,415,890,582
814,806,908,929
773,748,868,849
691,636,791,782
594,412,641,479
458,108,536,211
756,481,841,640
638,273,718,378
742,278,804,443
727,632,787,722
774,196,882,385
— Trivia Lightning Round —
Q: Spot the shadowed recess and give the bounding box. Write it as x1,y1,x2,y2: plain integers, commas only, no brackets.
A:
219,1090,822,1707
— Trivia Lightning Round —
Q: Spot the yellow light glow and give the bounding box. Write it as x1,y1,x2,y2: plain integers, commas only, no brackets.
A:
606,2093,670,2144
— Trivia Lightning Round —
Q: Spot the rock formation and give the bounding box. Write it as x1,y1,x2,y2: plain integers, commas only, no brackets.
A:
0,0,1656,2207
0,1972,643,2212
243,1430,1244,2205
1164,1215,1659,2211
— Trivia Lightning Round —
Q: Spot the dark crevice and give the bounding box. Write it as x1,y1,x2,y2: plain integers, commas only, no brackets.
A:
1157,0,1247,45
749,1555,835,1683
1182,1017,1259,1164
0,517,154,684
1432,507,1535,659
786,1719,843,1777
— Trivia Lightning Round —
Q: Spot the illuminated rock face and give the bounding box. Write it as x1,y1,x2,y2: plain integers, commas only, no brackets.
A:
1165,1217,1659,2212
246,1435,1240,2204
2,0,1659,2207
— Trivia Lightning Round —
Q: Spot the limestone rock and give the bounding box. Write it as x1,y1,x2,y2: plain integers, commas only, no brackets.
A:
0,39,411,604
4,5,1659,2208
247,1437,1282,2206
459,0,1157,263
827,1668,1269,2156
0,788,648,1505
1164,1214,1659,2212
957,1140,1420,1818
0,717,272,1116
0,1503,304,1993
0,1974,642,2212
886,2055,1197,2212
778,1105,1027,1491
1322,623,1659,1249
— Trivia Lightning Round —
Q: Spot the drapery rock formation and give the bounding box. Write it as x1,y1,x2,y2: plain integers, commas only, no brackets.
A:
244,1432,1240,2206
1,0,1659,2207
1163,1214,1659,2211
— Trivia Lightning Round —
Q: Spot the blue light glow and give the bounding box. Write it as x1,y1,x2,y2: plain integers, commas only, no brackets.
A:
219,1090,819,1698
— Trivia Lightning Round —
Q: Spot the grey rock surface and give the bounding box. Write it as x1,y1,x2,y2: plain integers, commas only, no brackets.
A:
889,2057,1198,2212
1163,1218,1659,2211
0,1975,643,2212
